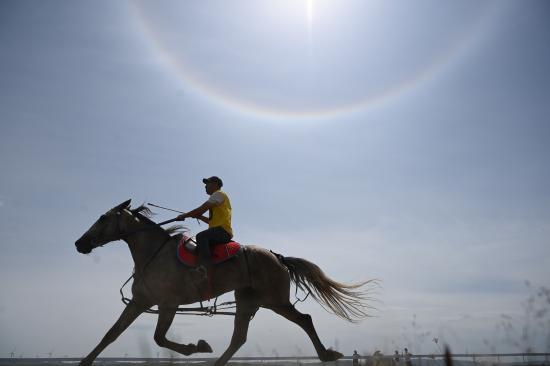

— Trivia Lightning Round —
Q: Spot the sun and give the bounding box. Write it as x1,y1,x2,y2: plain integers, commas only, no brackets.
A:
307,0,314,37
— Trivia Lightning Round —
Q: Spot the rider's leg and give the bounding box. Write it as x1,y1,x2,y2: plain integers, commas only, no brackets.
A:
195,226,232,269
195,229,213,269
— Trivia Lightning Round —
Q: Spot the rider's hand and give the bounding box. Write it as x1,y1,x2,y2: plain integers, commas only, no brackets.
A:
176,214,186,221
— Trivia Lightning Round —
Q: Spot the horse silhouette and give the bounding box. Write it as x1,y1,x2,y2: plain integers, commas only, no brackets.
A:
75,199,375,366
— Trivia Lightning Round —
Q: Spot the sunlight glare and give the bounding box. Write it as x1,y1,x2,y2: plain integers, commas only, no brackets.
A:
307,0,314,38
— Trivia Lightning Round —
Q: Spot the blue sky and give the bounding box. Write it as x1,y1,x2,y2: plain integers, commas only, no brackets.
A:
1,0,549,359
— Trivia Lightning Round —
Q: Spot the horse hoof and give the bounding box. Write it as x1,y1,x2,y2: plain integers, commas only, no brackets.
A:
321,349,343,362
197,339,213,353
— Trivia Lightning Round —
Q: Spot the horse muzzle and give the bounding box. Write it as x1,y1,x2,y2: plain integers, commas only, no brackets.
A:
75,237,94,254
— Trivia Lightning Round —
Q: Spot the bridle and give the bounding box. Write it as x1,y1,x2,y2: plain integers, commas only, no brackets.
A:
89,212,125,248
91,209,165,248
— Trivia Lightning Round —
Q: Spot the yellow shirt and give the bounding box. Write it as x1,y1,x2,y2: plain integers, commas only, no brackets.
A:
207,190,233,237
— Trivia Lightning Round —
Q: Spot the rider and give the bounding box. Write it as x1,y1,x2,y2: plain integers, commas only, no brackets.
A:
176,176,233,274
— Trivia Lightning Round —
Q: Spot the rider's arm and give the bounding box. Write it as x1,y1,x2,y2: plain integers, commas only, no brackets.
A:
176,201,215,221
176,192,225,221
197,215,209,224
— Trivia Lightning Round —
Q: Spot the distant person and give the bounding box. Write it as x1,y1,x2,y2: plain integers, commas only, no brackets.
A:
393,350,400,365
353,350,360,366
404,348,413,366
176,176,233,277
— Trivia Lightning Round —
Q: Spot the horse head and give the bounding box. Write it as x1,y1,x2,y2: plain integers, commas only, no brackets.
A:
75,199,132,254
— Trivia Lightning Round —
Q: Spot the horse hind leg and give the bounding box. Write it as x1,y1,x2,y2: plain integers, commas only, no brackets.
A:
268,303,343,362
154,306,213,356
214,288,259,366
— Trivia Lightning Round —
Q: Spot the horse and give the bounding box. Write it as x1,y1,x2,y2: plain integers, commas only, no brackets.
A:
75,199,375,366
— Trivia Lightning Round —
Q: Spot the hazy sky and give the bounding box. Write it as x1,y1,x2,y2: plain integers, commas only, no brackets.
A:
1,0,550,359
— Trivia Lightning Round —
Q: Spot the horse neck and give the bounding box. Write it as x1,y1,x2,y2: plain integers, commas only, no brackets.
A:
122,216,170,273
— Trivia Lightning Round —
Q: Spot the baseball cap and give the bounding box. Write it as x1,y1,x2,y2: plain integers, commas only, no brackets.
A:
202,176,223,187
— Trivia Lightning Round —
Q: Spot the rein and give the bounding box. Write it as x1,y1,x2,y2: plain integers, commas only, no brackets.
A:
119,278,237,316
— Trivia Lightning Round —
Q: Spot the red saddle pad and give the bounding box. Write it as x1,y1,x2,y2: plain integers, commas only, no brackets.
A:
177,237,242,267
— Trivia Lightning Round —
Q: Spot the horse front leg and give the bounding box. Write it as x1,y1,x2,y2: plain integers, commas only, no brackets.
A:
154,306,213,356
79,300,146,366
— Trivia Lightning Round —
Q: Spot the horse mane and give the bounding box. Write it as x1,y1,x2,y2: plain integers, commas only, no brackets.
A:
130,204,185,236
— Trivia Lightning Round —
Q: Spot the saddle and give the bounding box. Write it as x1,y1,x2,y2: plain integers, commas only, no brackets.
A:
177,234,242,267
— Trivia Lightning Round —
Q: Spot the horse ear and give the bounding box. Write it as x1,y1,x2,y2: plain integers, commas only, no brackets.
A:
114,199,132,211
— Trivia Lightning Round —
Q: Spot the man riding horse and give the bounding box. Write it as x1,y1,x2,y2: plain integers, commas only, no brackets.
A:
74,183,374,365
176,176,233,277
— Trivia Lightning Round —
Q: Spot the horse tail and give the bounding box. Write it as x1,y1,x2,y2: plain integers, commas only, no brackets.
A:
280,255,377,323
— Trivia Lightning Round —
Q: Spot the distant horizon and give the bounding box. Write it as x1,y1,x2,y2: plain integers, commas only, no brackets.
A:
2,346,550,360
2,350,550,358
